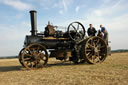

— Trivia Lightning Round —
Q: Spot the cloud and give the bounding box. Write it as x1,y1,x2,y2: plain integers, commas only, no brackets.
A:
0,24,29,41
108,14,128,31
52,0,74,14
97,0,126,17
102,0,113,4
62,0,74,12
83,0,128,25
93,10,103,17
62,0,68,12
59,10,64,15
37,0,74,14
75,6,80,13
1,0,33,10
22,21,31,28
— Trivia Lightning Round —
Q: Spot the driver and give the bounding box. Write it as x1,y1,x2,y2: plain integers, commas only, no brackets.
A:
87,24,97,36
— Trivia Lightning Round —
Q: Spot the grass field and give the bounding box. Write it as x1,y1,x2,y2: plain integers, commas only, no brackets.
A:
0,52,128,85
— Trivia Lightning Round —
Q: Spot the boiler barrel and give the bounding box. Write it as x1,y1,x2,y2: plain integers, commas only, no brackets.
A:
30,10,38,36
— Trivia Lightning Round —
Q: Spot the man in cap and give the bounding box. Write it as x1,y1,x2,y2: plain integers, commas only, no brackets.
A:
87,24,97,36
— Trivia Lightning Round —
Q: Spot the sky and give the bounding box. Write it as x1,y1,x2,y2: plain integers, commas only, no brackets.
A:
0,0,128,56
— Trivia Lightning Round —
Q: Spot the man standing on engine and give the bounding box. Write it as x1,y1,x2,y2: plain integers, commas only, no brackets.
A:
100,25,108,44
87,24,97,36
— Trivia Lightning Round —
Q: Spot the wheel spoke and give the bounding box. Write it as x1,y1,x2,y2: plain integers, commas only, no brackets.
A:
27,48,33,55
92,41,96,47
40,53,46,61
37,46,40,52
92,56,97,63
24,57,31,61
71,24,77,32
88,43,95,49
92,56,95,62
40,60,44,67
96,39,100,46
77,24,79,31
100,46,105,49
96,57,100,62
31,62,34,68
36,61,38,68
29,62,32,68
88,40,94,48
25,61,30,66
32,48,36,55
37,52,41,57
86,52,93,59
24,53,32,57
86,49,92,51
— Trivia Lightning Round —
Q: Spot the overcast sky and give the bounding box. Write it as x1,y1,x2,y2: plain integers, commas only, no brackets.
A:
0,0,128,56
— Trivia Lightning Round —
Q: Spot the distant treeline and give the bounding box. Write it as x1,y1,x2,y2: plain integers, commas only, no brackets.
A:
111,49,128,53
0,56,17,59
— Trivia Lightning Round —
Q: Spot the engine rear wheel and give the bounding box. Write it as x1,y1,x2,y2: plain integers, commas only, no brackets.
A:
81,36,107,64
21,44,48,70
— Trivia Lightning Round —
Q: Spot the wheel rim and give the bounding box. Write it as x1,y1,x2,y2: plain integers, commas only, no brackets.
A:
18,48,25,67
85,37,107,64
67,22,85,41
22,44,48,69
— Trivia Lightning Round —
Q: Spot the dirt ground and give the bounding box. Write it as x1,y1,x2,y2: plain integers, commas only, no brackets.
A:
0,52,128,85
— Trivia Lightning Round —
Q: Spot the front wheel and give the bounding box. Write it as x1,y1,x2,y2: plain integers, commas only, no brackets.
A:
21,44,48,70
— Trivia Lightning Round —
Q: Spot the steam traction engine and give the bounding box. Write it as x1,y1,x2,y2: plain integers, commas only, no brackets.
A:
18,10,111,70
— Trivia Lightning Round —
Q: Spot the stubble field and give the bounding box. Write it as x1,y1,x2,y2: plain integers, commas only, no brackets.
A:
0,52,128,85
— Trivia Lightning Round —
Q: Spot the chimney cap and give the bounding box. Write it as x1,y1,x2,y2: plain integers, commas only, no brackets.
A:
30,10,37,13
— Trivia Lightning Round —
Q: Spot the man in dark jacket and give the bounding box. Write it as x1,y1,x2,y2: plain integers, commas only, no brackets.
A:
87,24,97,36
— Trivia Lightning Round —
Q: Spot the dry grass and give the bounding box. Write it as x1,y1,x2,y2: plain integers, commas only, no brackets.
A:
0,52,128,85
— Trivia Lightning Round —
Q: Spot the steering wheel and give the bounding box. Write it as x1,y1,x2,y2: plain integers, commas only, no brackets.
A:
67,22,85,41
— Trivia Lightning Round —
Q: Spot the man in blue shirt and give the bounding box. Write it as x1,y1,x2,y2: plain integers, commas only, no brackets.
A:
100,25,108,44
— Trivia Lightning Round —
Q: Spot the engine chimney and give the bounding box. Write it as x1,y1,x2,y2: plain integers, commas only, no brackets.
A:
30,10,37,36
